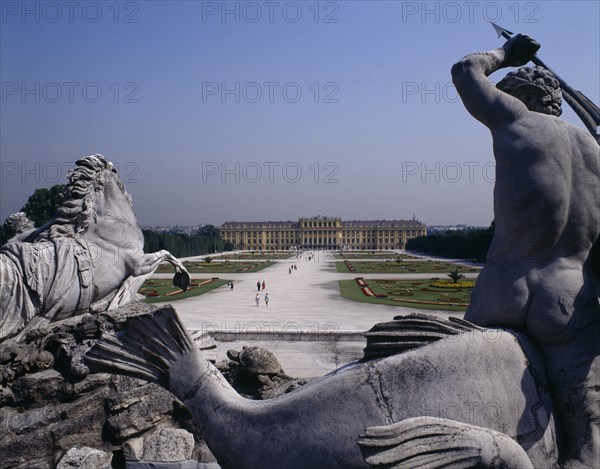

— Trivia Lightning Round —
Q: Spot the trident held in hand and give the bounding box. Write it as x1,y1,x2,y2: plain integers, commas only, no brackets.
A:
491,22,600,142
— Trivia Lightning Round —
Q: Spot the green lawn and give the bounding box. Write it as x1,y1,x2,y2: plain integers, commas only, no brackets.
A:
336,260,478,274
140,278,228,303
336,251,420,260
339,278,475,311
215,252,295,260
156,260,276,274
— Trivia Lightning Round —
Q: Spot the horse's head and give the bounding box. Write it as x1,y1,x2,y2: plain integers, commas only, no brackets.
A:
41,155,140,242
83,156,136,227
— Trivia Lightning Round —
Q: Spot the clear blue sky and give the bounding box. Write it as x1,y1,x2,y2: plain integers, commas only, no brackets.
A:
1,1,598,227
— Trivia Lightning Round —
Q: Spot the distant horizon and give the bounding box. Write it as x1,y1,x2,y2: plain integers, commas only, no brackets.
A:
140,219,488,229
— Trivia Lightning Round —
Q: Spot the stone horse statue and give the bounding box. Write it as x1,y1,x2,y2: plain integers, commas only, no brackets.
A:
86,307,559,468
0,155,190,341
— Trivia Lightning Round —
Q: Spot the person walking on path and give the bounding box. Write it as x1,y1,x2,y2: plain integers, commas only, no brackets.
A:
262,280,266,290
264,293,269,307
257,281,261,292
255,293,260,307
230,281,234,291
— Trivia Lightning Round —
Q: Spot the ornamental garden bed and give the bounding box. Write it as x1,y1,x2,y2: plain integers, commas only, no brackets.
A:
155,260,275,274
336,251,420,260
215,252,295,260
338,278,477,311
140,278,229,303
335,260,478,274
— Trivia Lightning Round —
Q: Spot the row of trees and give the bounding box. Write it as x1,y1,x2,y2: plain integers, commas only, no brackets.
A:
406,224,494,262
143,226,233,257
1,184,232,257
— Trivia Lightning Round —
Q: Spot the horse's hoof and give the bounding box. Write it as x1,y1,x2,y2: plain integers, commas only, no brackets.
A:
173,271,191,291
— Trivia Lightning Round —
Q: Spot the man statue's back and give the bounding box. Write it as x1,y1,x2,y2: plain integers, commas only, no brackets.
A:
452,34,600,467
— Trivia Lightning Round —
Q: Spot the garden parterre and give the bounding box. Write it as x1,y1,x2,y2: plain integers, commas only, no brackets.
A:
336,260,479,274
140,278,229,303
338,278,475,311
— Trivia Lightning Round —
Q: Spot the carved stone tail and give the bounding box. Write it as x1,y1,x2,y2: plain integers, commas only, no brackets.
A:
84,306,193,387
362,314,483,361
358,416,534,468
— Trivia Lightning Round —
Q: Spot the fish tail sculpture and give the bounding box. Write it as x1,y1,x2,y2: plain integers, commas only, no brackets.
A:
85,307,551,468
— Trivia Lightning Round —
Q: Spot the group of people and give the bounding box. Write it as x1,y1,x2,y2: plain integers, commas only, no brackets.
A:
254,279,269,306
255,292,269,307
224,279,270,306
226,256,310,308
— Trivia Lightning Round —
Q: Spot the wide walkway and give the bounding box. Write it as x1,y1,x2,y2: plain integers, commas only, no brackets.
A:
152,252,473,377
153,252,468,333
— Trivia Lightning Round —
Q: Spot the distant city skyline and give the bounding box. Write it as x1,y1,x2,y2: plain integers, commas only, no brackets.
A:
2,2,598,227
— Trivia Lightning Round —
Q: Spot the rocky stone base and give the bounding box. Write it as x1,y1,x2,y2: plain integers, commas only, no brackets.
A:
0,303,217,469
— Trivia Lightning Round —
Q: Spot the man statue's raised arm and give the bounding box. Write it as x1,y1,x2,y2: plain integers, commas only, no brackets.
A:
451,34,541,129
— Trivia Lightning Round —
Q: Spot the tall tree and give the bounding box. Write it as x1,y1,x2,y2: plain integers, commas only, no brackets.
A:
197,225,220,239
21,184,64,227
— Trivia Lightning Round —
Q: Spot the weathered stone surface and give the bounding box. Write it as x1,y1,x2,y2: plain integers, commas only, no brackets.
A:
227,346,284,375
142,428,195,461
11,369,63,405
56,446,112,469
0,379,111,469
217,347,309,400
107,381,177,440
0,304,214,469
2,212,33,238
122,437,144,460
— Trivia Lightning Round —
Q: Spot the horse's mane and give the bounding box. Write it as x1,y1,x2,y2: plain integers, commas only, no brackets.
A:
39,155,131,239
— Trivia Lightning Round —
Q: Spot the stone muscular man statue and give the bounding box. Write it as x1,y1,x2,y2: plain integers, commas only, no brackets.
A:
452,34,600,467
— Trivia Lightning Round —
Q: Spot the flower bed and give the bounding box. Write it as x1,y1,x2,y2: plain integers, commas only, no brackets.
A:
336,260,479,274
358,279,398,299
387,291,415,297
361,287,376,297
430,280,476,289
391,298,469,307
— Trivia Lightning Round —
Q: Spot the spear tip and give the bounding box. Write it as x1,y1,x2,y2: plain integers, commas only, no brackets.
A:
490,22,513,39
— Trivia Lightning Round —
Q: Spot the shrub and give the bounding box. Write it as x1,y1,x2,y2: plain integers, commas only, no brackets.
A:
447,268,465,283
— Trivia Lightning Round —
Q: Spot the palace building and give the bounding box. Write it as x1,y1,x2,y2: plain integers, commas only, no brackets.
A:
220,216,426,251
